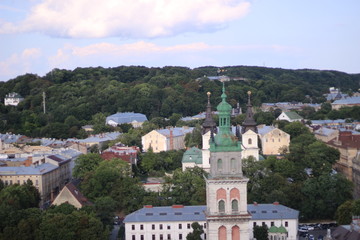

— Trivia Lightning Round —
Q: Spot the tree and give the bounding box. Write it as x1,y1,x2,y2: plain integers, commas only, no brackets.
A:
73,153,104,180
162,167,208,205
94,196,116,227
186,222,204,240
253,225,268,240
283,122,310,139
335,200,354,225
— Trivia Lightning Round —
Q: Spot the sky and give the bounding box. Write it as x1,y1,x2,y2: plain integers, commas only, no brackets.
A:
0,0,359,82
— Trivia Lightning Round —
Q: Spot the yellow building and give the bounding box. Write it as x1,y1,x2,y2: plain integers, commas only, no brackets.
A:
258,125,290,155
0,154,71,206
142,127,194,153
52,182,92,209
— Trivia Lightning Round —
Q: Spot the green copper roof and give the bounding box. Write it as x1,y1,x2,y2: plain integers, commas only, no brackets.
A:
182,147,202,164
278,225,287,233
268,226,278,233
210,83,241,152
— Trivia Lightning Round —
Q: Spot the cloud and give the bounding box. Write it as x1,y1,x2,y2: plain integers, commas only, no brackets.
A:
0,48,41,80
1,0,250,38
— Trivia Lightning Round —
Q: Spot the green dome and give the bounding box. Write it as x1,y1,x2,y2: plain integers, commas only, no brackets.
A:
217,89,232,113
182,147,202,164
278,226,287,233
268,226,279,233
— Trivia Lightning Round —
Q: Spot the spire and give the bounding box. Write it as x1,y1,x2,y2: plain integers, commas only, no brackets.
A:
242,91,257,134
202,92,217,134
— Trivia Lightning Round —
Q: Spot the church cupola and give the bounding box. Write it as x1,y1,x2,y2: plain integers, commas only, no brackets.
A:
242,91,257,134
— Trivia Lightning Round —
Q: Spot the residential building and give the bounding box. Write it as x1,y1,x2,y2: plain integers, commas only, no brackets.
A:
4,92,24,106
276,111,303,122
327,131,360,181
261,102,321,112
52,182,92,208
68,132,121,149
101,144,140,165
142,127,193,153
313,127,339,143
106,112,148,128
124,203,299,240
258,125,290,156
332,96,360,110
324,87,348,102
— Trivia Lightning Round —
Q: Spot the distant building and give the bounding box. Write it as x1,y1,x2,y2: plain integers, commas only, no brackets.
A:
68,132,121,149
258,125,290,156
332,96,360,110
324,87,348,102
142,127,194,153
123,203,299,240
101,144,140,165
261,102,321,112
4,92,24,106
106,112,148,128
276,111,303,122
52,182,92,209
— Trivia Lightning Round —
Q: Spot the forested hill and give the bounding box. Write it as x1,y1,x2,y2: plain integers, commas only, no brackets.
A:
0,65,359,138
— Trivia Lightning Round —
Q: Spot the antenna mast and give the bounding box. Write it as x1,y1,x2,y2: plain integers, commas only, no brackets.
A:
42,92,46,114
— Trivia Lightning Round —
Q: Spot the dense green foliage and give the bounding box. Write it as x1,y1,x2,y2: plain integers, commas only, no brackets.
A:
0,183,108,240
186,222,204,240
335,199,360,224
253,225,269,240
1,66,359,139
243,122,353,220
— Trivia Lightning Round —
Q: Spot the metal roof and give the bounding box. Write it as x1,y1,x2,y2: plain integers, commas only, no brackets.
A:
0,163,58,175
333,96,360,105
124,204,299,223
106,112,148,124
156,127,194,137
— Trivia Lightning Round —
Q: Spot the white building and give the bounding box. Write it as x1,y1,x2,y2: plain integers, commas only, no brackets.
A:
276,112,303,122
123,203,299,240
4,92,24,106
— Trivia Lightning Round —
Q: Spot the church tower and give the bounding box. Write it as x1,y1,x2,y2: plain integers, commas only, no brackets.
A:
206,84,250,240
241,91,259,160
202,92,217,170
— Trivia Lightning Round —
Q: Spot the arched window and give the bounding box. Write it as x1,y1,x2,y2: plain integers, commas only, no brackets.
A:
231,199,238,212
231,158,236,171
232,226,240,240
218,200,225,213
248,138,252,145
219,226,227,240
217,159,223,171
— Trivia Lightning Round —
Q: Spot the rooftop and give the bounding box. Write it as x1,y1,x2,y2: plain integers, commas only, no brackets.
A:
0,163,58,175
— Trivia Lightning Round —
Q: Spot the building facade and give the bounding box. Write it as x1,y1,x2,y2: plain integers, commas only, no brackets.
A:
4,92,24,106
258,126,290,156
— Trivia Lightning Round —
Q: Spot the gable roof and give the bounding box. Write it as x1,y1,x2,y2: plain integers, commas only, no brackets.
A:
156,127,194,138
52,182,92,208
282,111,303,120
332,96,360,105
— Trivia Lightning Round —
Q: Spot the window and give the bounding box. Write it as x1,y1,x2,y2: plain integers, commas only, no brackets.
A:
160,234,163,240
167,225,170,230
253,222,256,227
167,234,171,240
152,224,155,230
152,235,155,240
218,200,225,213
248,138,252,145
179,234,183,239
204,223,207,229
187,223,191,229
179,223,182,229
140,224,144,230
285,221,288,227
231,158,236,171
132,235,135,240
271,222,274,226
262,222,265,227
141,236,144,240
160,224,163,230
132,225,135,230
217,159,223,171
231,199,238,212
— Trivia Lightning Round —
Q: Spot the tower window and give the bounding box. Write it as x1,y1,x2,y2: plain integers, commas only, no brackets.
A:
248,138,252,145
217,159,223,171
231,199,238,212
218,200,225,213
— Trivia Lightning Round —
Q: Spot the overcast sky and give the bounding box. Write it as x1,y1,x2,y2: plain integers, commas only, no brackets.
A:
0,0,359,81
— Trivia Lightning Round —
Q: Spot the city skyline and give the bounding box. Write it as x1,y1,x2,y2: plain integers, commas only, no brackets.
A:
0,0,359,81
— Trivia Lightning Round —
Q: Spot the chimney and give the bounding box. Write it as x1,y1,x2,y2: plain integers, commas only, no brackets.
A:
172,205,184,208
144,205,153,208
253,202,258,206
273,202,280,205
169,128,174,150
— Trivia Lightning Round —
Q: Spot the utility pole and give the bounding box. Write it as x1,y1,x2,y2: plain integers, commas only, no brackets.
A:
42,92,46,114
